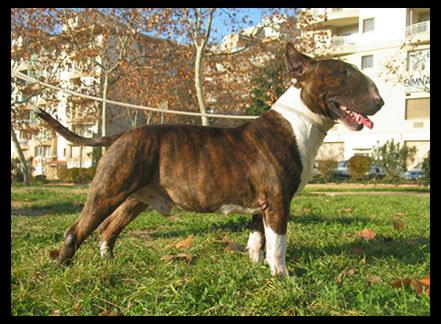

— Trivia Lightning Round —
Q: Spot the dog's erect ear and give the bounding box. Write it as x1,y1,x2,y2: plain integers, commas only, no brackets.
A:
285,42,315,80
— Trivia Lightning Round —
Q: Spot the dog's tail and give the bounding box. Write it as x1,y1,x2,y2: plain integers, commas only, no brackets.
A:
32,106,121,147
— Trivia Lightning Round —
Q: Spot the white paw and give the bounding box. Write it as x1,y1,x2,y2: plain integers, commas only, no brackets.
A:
246,231,265,264
99,241,113,258
247,247,264,264
267,259,289,277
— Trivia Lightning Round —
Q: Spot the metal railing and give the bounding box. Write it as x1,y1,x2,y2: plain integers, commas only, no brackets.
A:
331,35,357,47
406,21,430,37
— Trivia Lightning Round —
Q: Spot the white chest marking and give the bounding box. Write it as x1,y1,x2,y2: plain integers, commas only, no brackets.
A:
271,86,334,197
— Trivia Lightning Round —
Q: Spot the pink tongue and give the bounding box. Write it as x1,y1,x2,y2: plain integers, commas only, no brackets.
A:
356,114,373,129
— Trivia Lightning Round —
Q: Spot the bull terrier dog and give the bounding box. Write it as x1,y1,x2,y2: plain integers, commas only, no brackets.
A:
34,42,384,277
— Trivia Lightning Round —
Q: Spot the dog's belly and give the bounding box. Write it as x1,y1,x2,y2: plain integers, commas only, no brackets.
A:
131,184,260,216
215,204,262,215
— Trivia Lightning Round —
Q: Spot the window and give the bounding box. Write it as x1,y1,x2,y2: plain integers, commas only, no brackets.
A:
405,98,430,120
71,146,82,158
35,145,51,157
19,130,32,140
361,55,374,69
363,18,375,33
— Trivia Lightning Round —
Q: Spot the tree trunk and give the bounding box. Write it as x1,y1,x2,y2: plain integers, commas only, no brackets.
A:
194,47,210,126
11,128,31,185
101,72,109,154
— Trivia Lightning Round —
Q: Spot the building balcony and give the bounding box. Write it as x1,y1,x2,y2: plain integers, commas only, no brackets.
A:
330,35,358,54
313,8,360,27
406,21,430,43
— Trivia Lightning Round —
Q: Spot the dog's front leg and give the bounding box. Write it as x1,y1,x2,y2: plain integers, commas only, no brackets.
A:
263,205,289,277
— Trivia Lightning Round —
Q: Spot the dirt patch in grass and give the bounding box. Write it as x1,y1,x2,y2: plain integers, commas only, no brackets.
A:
11,201,34,209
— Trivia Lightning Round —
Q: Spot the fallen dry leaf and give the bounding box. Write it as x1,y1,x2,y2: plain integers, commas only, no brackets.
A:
336,274,343,285
347,269,356,276
391,274,430,296
411,279,423,296
390,278,412,288
349,246,365,255
160,253,193,262
98,310,124,316
73,200,84,208
168,216,177,221
336,268,357,285
214,237,245,253
72,303,81,315
416,274,430,296
366,275,382,285
51,310,61,316
395,211,407,218
49,250,60,260
393,219,406,231
418,274,430,287
224,241,245,253
357,228,376,241
342,208,353,214
169,235,193,249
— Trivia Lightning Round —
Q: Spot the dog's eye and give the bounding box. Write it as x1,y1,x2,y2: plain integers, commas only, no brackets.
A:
341,68,349,76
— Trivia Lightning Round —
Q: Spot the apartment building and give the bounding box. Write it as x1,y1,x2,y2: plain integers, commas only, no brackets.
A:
311,8,430,167
11,16,175,179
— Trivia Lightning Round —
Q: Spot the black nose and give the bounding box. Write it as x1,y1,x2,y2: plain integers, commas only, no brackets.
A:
375,96,384,108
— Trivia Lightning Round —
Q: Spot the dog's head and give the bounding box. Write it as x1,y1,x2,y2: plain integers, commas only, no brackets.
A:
285,42,384,131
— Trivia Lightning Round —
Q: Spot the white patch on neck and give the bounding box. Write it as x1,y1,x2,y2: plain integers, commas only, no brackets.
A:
271,86,335,197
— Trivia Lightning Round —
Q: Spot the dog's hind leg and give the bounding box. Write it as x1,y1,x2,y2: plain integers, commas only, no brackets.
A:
98,197,147,258
56,136,152,266
246,214,266,263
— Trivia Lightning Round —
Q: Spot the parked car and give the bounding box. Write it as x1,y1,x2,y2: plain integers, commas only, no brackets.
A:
401,163,423,180
334,160,349,178
367,164,385,179
334,160,385,179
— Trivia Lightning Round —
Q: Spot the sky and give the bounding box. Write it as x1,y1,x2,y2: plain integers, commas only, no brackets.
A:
210,8,297,42
211,8,265,40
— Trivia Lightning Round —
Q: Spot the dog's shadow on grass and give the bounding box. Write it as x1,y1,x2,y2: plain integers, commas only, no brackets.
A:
291,213,380,226
287,236,430,266
11,202,84,217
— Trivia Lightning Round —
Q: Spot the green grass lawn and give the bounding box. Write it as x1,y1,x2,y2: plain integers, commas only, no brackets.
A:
11,184,430,316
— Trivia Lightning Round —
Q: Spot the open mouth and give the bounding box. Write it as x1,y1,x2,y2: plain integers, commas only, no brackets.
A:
329,101,374,131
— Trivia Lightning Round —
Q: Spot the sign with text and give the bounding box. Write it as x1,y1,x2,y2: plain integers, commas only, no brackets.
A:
404,49,430,93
